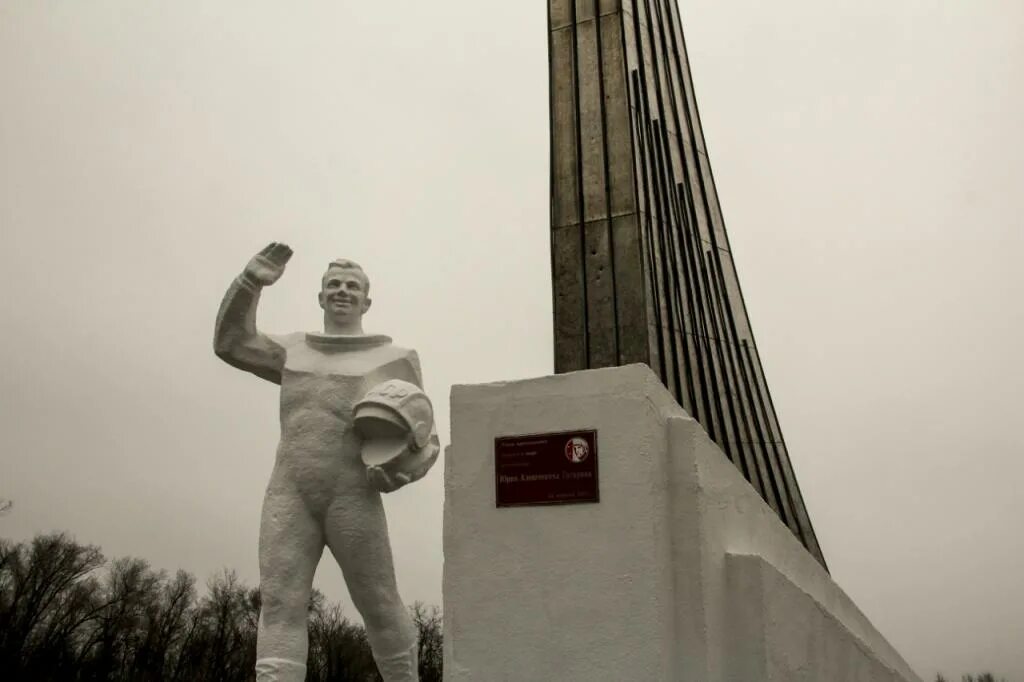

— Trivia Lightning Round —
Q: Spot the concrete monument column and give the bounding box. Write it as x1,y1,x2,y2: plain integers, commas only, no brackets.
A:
547,0,826,568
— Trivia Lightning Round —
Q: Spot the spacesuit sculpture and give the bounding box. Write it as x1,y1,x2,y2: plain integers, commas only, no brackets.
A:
214,242,438,682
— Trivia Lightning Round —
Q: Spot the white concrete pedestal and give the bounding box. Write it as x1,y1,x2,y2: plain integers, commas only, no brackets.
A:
443,365,920,682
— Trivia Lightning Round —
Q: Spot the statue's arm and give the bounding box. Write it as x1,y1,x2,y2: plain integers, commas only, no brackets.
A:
213,276,286,384
213,243,293,385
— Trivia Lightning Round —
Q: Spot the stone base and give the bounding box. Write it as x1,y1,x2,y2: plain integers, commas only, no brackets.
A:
442,365,920,682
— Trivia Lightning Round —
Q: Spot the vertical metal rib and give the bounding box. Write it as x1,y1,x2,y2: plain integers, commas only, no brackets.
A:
569,2,591,367
630,70,670,386
592,0,622,365
743,340,827,568
702,242,774,507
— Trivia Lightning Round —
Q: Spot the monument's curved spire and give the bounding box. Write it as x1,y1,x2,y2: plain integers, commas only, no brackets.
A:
548,0,826,568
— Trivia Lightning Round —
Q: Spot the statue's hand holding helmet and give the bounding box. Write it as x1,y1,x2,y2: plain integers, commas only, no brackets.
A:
354,379,438,493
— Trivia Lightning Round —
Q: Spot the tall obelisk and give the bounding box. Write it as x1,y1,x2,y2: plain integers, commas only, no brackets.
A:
548,0,826,567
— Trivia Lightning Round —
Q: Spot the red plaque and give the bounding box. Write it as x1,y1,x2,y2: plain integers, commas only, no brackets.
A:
495,430,599,507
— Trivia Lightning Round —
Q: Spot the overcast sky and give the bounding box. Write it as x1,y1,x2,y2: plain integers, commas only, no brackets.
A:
1,1,1022,679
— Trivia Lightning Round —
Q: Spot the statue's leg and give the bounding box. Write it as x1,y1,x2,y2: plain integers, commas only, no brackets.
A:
256,484,324,682
324,491,418,682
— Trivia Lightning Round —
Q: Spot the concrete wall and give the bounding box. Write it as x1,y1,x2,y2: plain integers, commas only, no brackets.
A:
726,554,910,681
443,365,921,681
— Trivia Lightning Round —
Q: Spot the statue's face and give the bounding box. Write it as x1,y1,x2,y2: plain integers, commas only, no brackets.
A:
318,268,371,324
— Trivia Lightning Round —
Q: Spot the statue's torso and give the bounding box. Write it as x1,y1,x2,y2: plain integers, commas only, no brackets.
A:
270,333,418,507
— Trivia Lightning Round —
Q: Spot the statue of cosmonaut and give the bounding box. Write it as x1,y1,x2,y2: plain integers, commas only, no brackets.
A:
214,242,438,682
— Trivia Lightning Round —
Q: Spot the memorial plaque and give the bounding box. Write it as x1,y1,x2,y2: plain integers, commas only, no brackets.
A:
495,429,599,507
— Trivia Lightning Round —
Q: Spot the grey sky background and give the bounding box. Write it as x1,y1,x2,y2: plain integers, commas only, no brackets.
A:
1,1,1021,679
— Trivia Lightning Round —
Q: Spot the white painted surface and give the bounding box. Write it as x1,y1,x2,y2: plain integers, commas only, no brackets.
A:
443,364,922,681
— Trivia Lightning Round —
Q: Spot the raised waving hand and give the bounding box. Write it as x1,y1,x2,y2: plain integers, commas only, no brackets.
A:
244,242,293,286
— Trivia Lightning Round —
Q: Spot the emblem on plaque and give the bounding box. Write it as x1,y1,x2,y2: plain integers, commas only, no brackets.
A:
565,437,589,463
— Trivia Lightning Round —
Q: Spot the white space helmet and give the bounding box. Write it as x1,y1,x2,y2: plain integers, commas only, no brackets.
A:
353,379,434,469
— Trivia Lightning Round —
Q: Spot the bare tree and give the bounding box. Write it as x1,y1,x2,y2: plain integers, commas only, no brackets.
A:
0,532,442,681
129,569,197,681
307,597,380,682
937,673,1008,682
411,602,443,682
0,532,105,674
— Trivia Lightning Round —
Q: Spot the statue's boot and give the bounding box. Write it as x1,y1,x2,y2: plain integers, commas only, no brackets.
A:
255,657,307,682
373,643,419,682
